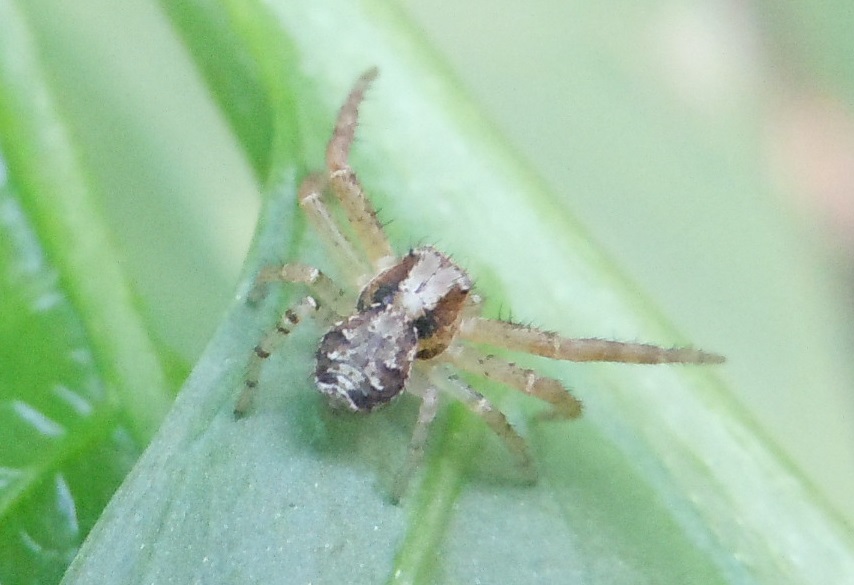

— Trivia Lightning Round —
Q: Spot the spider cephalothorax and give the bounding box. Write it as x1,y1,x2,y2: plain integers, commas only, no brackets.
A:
234,68,724,499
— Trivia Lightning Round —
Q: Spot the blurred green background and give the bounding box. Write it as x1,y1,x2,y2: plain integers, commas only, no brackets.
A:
3,0,853,564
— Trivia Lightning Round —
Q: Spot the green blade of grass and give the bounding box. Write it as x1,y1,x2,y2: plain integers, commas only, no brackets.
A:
0,0,172,444
0,181,144,585
0,2,176,581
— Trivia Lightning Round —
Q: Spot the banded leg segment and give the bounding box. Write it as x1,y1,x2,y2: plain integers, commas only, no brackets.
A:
432,369,536,482
459,317,726,365
324,68,394,269
234,296,321,418
444,344,582,419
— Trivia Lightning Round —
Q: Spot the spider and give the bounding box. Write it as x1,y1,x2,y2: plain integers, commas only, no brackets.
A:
234,68,724,497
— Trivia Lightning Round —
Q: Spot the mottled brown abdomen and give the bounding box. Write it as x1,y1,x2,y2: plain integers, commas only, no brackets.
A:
314,305,418,412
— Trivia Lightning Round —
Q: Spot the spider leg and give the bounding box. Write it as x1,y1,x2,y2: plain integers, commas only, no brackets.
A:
390,377,441,503
324,68,395,270
459,317,726,364
298,173,371,282
236,264,347,418
443,344,582,420
252,262,353,314
431,367,537,482
234,296,325,418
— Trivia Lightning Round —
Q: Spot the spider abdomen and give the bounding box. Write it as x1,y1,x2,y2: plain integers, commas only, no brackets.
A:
314,305,418,412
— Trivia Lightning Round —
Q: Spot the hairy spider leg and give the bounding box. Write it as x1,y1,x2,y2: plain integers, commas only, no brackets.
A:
442,344,583,420
235,264,347,418
295,70,394,281
297,173,369,283
429,366,536,482
324,67,395,270
459,317,726,365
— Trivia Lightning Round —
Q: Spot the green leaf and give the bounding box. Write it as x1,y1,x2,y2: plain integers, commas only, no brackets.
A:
0,0,175,582
0,183,141,585
57,1,854,584
0,0,173,445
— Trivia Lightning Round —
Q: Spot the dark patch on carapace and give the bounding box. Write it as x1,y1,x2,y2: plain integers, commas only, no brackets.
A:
415,284,470,358
357,252,418,311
